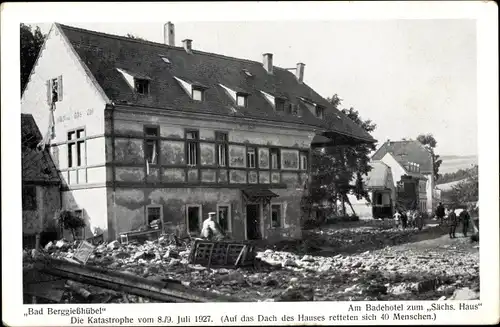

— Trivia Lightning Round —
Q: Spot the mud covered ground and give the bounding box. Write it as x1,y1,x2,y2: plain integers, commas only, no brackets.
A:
23,219,479,303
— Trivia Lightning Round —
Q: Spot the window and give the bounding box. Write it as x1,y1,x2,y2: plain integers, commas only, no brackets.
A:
186,130,199,166
247,147,256,168
134,78,150,95
67,128,86,169
270,148,280,169
275,99,285,112
47,76,63,104
22,185,37,210
144,126,159,165
271,204,282,228
300,151,308,170
192,88,204,101
146,205,163,230
215,132,228,167
236,94,247,107
186,205,202,234
289,103,299,116
217,204,231,232
315,106,324,119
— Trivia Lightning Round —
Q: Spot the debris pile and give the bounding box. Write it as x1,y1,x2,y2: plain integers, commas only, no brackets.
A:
23,222,479,303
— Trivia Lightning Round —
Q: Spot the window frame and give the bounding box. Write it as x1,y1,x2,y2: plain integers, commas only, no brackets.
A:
134,78,150,95
236,93,247,107
185,129,200,167
186,204,203,234
215,131,229,167
315,105,325,119
246,147,257,168
192,87,204,101
66,127,87,185
146,204,163,230
270,203,283,228
300,151,309,171
275,98,285,112
216,203,232,233
270,148,281,170
144,125,160,166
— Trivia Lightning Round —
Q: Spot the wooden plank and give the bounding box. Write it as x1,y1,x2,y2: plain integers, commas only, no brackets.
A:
206,243,215,269
33,257,241,303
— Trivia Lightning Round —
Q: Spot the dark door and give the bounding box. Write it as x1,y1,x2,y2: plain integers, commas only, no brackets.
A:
246,204,261,240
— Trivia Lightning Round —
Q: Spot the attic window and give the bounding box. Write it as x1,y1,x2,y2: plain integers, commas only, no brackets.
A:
160,56,171,64
192,87,204,101
315,105,325,119
135,78,150,95
275,99,285,112
243,69,253,77
236,94,247,107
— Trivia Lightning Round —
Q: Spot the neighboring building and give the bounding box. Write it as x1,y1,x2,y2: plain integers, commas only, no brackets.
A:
364,161,396,218
371,139,435,214
22,114,61,248
21,23,374,242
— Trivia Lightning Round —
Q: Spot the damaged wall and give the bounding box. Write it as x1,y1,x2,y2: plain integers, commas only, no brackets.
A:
107,109,316,241
23,185,61,235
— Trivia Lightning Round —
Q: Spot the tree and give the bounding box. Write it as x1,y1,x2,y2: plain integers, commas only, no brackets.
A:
449,165,478,207
56,210,86,241
301,94,376,221
416,133,442,182
20,23,46,92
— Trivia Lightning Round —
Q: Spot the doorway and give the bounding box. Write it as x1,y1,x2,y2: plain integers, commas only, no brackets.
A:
246,204,261,240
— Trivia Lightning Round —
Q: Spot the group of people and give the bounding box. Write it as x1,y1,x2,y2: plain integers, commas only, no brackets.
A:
435,202,472,239
393,208,422,229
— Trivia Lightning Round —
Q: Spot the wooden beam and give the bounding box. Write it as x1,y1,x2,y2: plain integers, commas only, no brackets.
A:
32,257,242,303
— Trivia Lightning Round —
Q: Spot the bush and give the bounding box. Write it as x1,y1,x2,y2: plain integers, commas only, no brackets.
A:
56,209,85,241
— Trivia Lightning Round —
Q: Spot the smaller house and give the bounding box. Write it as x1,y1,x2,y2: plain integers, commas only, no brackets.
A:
22,114,61,248
368,152,427,214
365,161,396,218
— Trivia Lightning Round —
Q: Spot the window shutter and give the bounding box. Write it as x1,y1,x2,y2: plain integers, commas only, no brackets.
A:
46,79,52,105
57,75,63,101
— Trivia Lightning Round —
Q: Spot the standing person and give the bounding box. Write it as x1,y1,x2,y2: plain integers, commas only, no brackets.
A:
200,212,225,241
459,207,471,237
435,202,445,225
448,207,458,238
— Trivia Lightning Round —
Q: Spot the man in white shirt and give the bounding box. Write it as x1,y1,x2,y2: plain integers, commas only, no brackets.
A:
200,212,225,241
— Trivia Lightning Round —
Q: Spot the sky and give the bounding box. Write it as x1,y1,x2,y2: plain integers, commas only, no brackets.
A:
34,20,477,156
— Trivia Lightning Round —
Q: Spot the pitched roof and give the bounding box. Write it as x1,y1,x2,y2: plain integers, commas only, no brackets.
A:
371,140,433,173
365,161,392,190
56,23,374,143
22,114,61,184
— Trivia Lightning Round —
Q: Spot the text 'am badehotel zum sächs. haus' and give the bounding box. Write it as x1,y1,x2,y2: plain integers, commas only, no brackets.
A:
21,22,374,242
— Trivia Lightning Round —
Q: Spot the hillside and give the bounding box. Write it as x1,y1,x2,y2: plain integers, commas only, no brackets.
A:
439,155,477,174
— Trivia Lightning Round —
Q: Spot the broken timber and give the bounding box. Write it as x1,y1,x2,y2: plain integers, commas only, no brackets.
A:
31,256,242,303
189,240,257,268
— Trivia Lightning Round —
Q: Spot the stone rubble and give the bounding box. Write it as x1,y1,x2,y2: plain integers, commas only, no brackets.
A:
24,222,479,303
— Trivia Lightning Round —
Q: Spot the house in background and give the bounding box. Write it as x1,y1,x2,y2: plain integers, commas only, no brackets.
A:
364,161,396,218
22,114,61,248
371,139,435,214
21,22,374,242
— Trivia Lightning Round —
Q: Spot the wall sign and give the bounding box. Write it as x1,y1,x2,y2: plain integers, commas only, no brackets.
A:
57,108,94,123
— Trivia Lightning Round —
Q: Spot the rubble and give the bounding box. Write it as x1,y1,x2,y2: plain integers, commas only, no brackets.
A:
24,221,479,303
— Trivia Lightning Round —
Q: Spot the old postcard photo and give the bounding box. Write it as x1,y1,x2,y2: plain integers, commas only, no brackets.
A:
2,1,499,326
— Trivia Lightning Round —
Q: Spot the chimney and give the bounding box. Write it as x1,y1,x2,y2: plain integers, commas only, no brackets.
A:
164,22,175,46
182,39,193,54
263,53,273,74
296,62,305,83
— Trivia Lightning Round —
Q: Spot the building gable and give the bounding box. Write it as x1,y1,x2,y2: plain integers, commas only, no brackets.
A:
372,140,433,173
21,24,109,145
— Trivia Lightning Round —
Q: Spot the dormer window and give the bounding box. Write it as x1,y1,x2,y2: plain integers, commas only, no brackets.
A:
135,78,150,95
236,93,247,107
275,99,285,112
192,87,204,101
315,105,324,119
